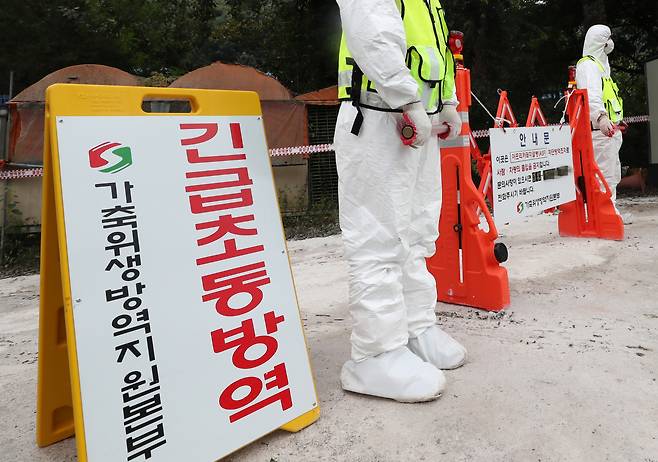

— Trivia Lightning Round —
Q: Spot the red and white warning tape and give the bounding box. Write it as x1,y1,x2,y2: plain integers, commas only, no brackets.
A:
0,168,44,180
268,143,334,157
623,115,650,124
0,115,650,180
472,129,489,139
471,115,649,139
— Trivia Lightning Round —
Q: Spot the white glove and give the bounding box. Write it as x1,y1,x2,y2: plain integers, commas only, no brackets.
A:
439,104,462,140
597,114,614,137
401,101,432,147
430,114,450,137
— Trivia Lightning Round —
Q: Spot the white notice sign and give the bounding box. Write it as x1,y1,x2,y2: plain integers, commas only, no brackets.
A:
55,116,317,461
490,126,576,226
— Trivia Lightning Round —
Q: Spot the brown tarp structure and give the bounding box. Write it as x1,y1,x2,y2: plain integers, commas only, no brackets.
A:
170,62,292,99
4,62,313,220
294,87,340,210
9,64,141,164
11,64,141,103
171,62,308,148
170,62,312,213
295,86,339,106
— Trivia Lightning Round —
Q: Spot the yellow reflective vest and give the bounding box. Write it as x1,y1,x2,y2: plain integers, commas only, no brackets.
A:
338,0,455,114
578,55,624,123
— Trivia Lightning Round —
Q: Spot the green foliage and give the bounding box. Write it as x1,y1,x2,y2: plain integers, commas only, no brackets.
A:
0,0,339,96
3,0,654,112
282,196,340,240
143,72,180,88
1,0,231,94
5,194,23,227
0,1,655,187
211,0,340,93
440,0,657,166
0,193,39,275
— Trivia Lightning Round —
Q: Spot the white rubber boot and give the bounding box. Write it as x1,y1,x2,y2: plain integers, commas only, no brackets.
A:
408,325,468,370
340,346,446,403
621,212,634,225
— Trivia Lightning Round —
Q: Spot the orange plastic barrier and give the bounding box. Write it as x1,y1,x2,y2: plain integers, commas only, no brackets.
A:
558,90,624,240
473,91,519,207
427,49,510,312
526,96,548,127
525,97,558,214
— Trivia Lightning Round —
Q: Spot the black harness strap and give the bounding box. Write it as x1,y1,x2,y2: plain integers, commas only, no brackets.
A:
346,57,365,136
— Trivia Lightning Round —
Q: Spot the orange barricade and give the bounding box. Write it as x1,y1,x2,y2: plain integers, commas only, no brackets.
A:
428,32,623,312
525,97,557,214
474,91,519,207
558,90,624,240
526,96,548,127
427,38,510,312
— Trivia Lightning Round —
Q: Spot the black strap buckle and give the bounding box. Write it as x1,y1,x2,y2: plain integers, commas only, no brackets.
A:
346,57,365,136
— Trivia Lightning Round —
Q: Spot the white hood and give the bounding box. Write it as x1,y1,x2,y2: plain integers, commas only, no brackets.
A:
583,24,612,75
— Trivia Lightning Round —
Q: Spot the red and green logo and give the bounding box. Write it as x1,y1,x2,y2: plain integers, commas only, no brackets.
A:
89,142,133,174
516,202,525,214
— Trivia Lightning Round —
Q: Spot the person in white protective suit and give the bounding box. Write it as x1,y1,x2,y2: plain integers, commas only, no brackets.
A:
334,0,467,403
576,24,631,223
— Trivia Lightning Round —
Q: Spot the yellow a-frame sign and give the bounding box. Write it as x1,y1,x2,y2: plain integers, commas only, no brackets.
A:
37,84,319,461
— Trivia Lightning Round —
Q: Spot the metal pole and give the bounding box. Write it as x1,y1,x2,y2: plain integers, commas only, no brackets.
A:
1,70,15,266
8,70,13,101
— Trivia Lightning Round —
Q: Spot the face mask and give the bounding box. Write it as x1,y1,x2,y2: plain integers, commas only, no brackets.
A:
604,39,615,55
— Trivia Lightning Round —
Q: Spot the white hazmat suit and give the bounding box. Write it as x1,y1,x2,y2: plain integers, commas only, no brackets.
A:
335,0,467,403
576,25,624,215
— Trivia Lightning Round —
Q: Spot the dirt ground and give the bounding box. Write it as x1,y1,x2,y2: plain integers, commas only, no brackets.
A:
1,196,657,462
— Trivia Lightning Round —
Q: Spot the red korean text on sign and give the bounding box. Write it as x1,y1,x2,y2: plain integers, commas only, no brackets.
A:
179,121,293,424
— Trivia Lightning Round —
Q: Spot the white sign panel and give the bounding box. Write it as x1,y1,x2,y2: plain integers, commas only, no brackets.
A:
490,126,576,226
56,116,317,461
